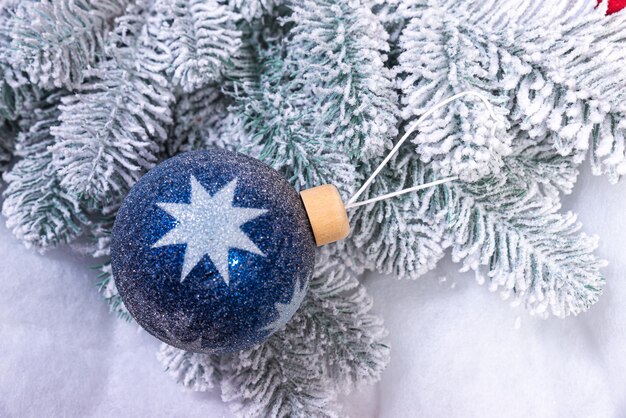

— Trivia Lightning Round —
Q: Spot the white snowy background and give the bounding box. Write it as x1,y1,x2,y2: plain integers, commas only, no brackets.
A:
1,165,625,418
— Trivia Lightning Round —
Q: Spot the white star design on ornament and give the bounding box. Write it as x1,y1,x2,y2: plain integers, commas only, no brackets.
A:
261,280,308,334
152,175,267,284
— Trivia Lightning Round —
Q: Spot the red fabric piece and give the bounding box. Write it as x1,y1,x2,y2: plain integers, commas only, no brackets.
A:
597,0,626,15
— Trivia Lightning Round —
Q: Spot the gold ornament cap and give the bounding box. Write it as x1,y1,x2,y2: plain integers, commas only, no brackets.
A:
300,184,350,246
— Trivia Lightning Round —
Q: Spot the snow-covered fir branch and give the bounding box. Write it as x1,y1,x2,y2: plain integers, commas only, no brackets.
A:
445,161,605,317
156,0,242,92
340,144,448,279
226,0,281,22
11,0,131,89
49,2,175,203
287,0,399,159
168,86,248,155
2,93,89,249
228,39,357,192
158,344,221,392
0,120,17,171
505,129,580,201
0,5,35,121
398,2,513,182
399,0,626,182
345,122,603,317
0,1,40,161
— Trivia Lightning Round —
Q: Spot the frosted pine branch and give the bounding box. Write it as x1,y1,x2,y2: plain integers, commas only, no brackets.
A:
506,130,580,201
398,3,512,182
0,6,18,170
157,0,241,92
220,249,388,417
49,3,174,202
227,0,280,21
400,0,626,182
341,146,447,279
501,1,626,181
0,2,40,123
304,248,389,390
2,94,89,249
169,87,249,155
230,42,357,192
369,0,405,52
11,0,131,89
158,344,221,392
0,119,17,172
287,0,399,159
220,338,336,418
444,162,605,318
0,72,39,124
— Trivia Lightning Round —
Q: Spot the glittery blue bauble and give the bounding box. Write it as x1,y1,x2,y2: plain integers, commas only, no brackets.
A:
111,149,316,354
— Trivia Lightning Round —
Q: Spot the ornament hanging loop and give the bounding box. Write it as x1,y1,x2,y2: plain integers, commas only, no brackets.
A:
345,91,501,210
301,91,501,246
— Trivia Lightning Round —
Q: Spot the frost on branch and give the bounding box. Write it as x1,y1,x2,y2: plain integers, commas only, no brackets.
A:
156,0,242,92
287,0,399,159
229,41,356,192
11,0,131,89
49,4,174,203
398,3,512,182
506,128,580,201
498,0,626,181
444,159,605,318
158,344,221,392
0,2,40,127
404,0,626,182
221,248,388,417
303,248,389,390
227,0,280,21
341,144,447,279
0,4,17,169
2,94,88,249
169,87,249,155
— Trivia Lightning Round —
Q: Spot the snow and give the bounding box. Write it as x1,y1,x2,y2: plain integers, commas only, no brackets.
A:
1,166,625,417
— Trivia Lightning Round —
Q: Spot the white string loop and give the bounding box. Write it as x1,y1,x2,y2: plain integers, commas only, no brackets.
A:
345,91,500,210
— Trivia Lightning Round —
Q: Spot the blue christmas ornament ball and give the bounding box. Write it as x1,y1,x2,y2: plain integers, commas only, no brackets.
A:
111,149,316,354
